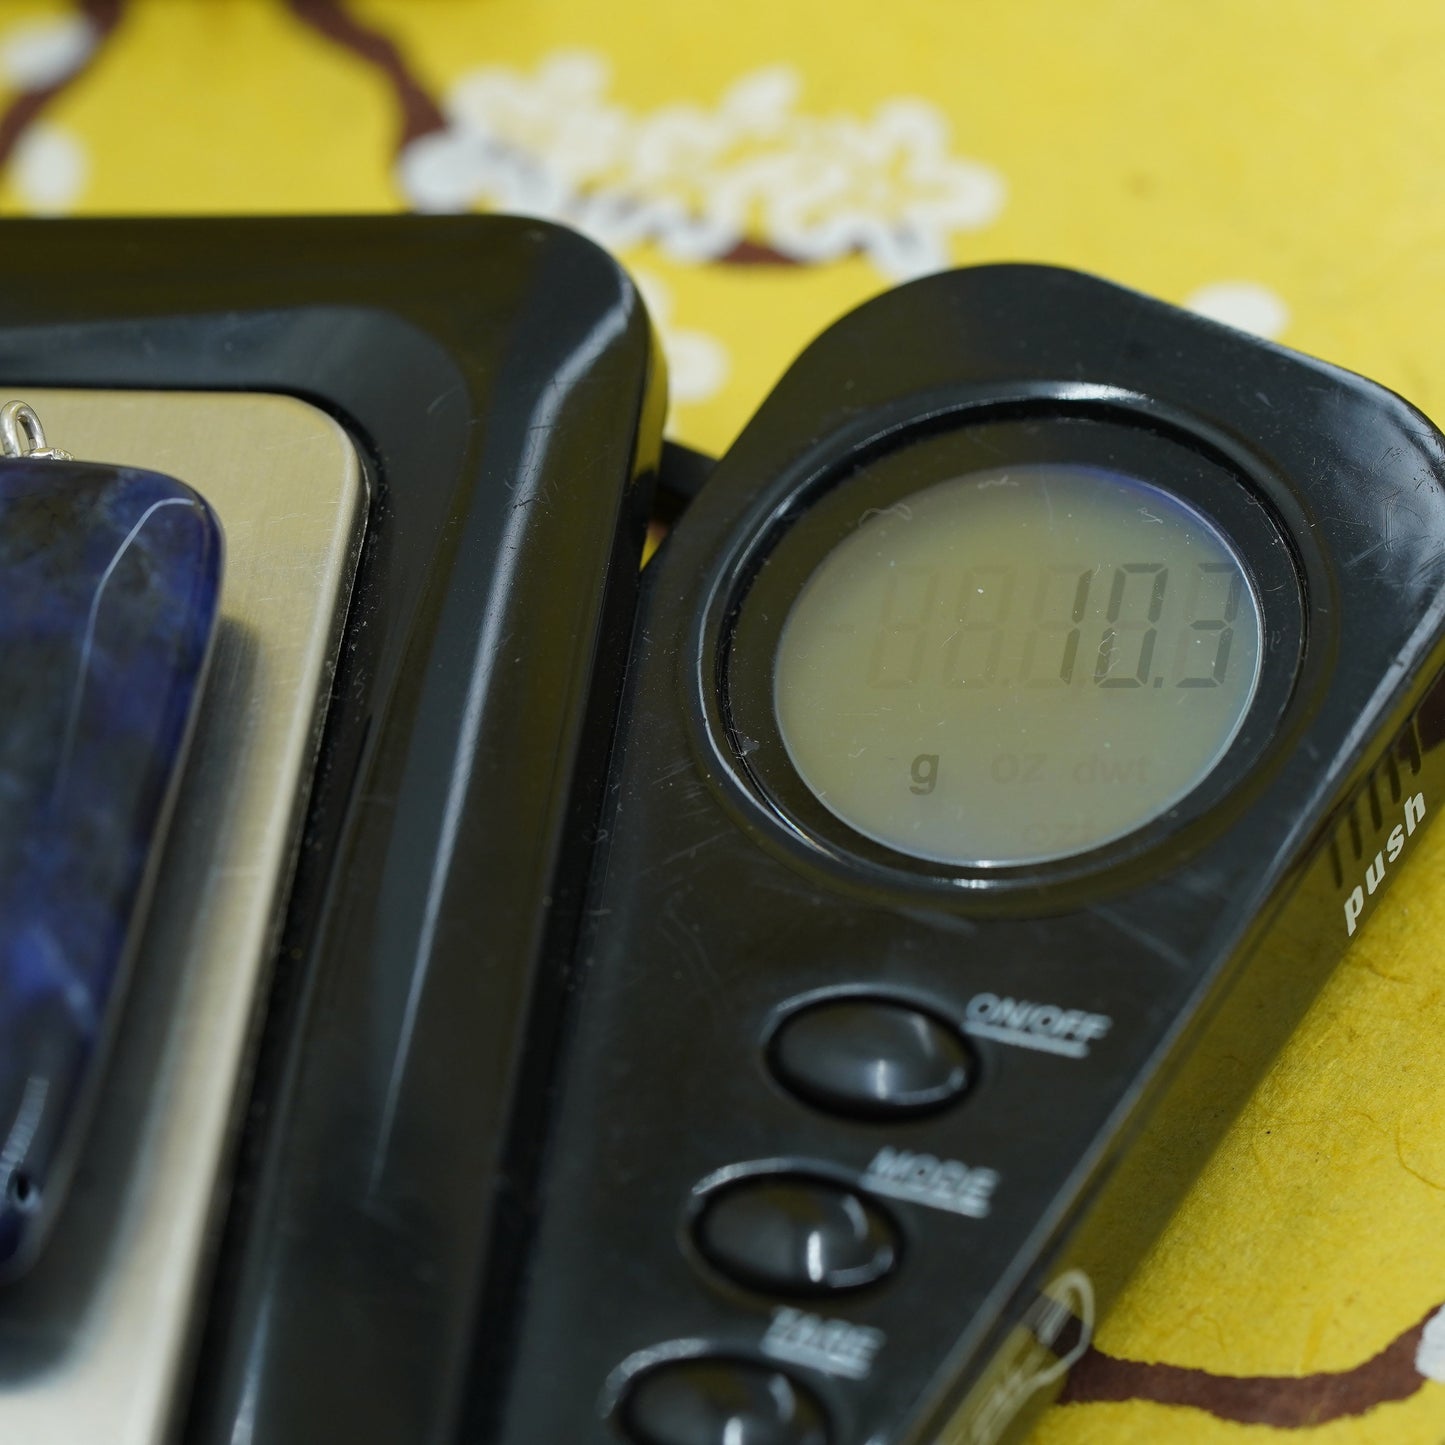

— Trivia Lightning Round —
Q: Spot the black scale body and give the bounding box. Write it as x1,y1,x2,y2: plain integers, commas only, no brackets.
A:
493,265,1445,1444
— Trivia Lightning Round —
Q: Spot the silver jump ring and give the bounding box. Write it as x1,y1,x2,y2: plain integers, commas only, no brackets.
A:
0,401,72,461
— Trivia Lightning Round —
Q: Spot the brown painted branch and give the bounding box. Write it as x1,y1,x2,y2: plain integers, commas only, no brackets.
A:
287,0,446,146
1058,1306,1435,1427
0,0,124,173
718,238,805,266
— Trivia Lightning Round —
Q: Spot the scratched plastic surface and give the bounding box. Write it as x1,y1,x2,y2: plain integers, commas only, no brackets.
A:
0,216,663,1445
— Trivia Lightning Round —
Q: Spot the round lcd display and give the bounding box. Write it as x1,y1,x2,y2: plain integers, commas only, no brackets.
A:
772,463,1264,866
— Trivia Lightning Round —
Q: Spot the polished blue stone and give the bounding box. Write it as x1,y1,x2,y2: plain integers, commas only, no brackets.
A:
0,459,222,1276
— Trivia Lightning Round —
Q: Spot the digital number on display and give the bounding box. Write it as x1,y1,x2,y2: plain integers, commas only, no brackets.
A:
866,560,1242,692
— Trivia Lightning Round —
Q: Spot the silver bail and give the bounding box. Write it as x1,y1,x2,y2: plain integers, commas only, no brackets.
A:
0,401,72,461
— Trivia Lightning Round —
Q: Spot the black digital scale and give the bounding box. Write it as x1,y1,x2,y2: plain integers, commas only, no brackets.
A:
0,223,1440,1445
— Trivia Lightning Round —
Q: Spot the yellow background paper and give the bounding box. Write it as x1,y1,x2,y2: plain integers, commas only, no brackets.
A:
3,1,1443,1437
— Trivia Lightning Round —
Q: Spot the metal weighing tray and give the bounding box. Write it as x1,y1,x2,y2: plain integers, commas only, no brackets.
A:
0,389,363,1443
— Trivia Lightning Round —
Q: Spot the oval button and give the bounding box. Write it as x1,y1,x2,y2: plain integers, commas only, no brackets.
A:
769,997,972,1118
696,1175,898,1294
621,1358,831,1445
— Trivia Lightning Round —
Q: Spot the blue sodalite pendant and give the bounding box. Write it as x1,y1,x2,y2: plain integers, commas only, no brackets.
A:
0,411,222,1277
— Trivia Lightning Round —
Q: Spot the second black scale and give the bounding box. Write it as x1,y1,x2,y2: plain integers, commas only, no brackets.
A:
487,264,1445,1444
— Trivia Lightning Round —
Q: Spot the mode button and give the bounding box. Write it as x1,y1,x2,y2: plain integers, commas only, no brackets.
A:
694,1174,898,1295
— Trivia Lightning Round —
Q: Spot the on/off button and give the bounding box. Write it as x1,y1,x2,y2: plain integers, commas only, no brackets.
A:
767,997,972,1119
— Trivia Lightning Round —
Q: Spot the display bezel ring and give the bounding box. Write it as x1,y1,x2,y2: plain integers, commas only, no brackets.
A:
713,410,1308,899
